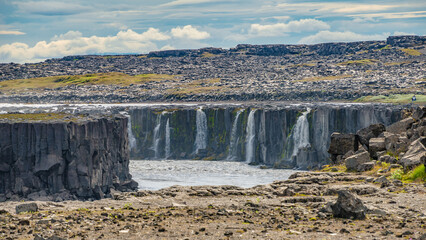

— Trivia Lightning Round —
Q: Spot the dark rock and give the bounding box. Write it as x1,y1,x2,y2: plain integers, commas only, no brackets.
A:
386,118,414,134
331,190,367,220
16,203,38,214
329,133,358,156
345,150,370,171
399,137,426,169
368,138,386,159
357,161,375,172
373,176,390,185
356,123,386,148
412,107,425,121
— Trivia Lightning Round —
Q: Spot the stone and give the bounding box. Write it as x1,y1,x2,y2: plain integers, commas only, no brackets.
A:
328,133,358,156
331,190,367,220
386,117,414,134
16,203,38,214
412,106,425,121
357,161,375,172
345,150,370,171
378,155,397,164
373,176,390,185
399,137,426,169
356,123,386,147
368,138,386,159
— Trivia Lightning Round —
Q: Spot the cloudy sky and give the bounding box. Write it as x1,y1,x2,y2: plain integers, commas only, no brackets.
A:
0,0,425,63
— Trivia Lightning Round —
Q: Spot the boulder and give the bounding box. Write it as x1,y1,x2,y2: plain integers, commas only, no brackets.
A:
378,155,397,164
345,150,370,171
16,203,38,214
399,137,426,169
368,138,386,159
386,118,414,134
357,161,375,172
356,123,386,147
412,107,425,121
331,190,367,220
328,133,358,155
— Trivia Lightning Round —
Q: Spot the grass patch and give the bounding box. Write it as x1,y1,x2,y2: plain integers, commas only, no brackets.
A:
400,48,422,56
391,165,426,182
0,72,177,92
201,52,217,58
296,75,352,82
0,113,81,122
289,63,316,68
380,45,391,50
354,94,426,104
337,59,378,65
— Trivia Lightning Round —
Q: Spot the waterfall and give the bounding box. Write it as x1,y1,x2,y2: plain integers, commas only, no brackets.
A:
227,109,244,161
245,109,256,163
151,114,162,159
194,108,208,154
165,118,171,159
121,112,136,150
291,108,311,157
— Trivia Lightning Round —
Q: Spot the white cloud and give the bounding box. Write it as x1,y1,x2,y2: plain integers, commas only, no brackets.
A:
275,3,400,14
298,31,389,44
161,45,176,50
350,11,426,19
171,25,210,40
161,0,218,7
249,19,330,37
15,1,91,16
0,28,170,63
0,30,26,35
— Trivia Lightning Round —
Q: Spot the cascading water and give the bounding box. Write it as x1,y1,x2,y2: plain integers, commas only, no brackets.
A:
227,109,244,161
291,108,311,157
245,109,256,163
151,114,162,159
194,108,208,154
121,112,136,150
165,118,171,159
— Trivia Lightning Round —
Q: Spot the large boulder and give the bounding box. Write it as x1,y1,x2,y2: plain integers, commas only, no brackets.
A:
356,123,386,148
331,190,367,220
412,107,425,121
345,150,370,171
386,118,414,134
399,137,426,169
369,138,386,159
328,133,358,155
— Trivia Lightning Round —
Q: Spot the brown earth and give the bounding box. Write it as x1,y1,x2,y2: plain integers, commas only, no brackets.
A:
0,172,425,240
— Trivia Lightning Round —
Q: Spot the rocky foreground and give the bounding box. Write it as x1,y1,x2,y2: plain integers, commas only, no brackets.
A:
0,172,425,240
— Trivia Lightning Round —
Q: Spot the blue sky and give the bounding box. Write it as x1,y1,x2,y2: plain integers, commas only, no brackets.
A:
0,0,425,63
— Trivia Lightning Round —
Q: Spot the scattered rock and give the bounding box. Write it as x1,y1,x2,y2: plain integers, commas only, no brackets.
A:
16,203,38,214
331,190,367,220
399,137,426,169
357,161,375,172
386,118,414,134
345,150,370,171
356,123,386,148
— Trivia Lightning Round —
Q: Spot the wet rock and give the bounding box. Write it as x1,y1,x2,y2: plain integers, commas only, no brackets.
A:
16,203,38,214
345,150,370,171
331,190,367,220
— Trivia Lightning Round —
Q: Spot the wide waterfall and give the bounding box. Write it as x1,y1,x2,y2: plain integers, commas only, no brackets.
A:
194,108,208,154
128,103,404,169
151,114,162,159
165,118,171,159
291,108,311,157
245,109,256,163
227,109,244,161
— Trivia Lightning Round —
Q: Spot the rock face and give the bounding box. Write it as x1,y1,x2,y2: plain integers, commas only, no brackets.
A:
399,137,426,169
0,114,137,200
331,190,367,220
128,103,402,169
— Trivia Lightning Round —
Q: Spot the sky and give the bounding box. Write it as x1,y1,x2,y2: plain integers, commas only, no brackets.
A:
0,0,425,63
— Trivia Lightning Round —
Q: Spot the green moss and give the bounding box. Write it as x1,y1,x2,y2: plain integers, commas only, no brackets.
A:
0,113,82,122
337,59,378,65
355,94,426,104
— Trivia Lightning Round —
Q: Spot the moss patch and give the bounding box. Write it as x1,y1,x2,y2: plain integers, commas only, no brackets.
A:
354,94,426,104
337,59,378,65
400,48,422,56
0,113,82,122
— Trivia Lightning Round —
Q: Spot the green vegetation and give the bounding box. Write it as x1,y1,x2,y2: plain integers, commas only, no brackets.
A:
354,94,426,104
391,165,426,182
201,52,217,58
0,72,177,92
400,48,422,56
289,63,316,68
296,75,352,82
337,59,378,65
380,45,391,50
0,113,82,122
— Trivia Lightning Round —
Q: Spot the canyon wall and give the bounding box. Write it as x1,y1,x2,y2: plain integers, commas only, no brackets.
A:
128,104,404,169
0,114,137,201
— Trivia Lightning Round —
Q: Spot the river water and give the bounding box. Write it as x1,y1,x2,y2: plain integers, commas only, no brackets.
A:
129,160,298,190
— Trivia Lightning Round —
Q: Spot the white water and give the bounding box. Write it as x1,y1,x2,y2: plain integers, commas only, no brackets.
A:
194,108,208,153
130,160,298,190
151,114,162,159
245,109,256,163
227,109,244,161
127,116,137,150
165,118,171,159
291,108,311,157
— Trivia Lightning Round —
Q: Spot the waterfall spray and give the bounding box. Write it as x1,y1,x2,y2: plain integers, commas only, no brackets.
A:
227,109,244,161
245,109,256,163
151,114,162,159
121,112,136,150
291,108,311,157
194,108,208,154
